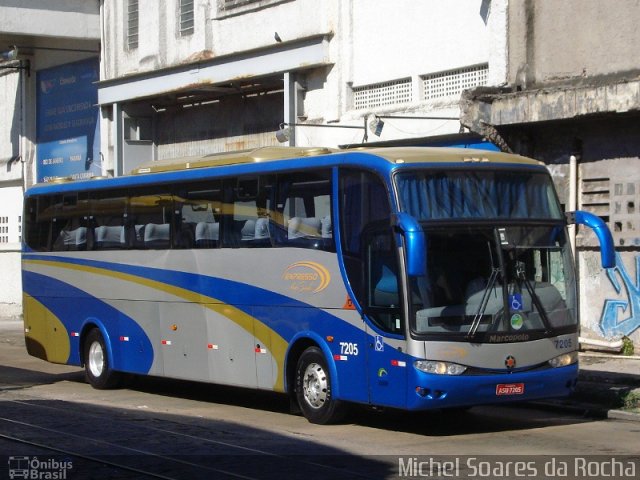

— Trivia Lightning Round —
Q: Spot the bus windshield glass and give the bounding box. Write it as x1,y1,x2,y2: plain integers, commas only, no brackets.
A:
395,169,563,221
395,170,576,342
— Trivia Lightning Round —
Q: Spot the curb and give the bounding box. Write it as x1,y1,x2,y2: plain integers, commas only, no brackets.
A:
528,400,640,422
527,400,608,419
607,409,640,422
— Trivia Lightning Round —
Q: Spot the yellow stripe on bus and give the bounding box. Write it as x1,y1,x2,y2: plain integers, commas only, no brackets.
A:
23,293,71,364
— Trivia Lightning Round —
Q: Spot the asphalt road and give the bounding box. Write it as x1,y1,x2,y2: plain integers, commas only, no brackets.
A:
1,318,639,479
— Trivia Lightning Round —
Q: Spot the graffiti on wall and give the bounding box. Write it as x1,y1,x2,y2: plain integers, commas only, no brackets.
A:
600,253,640,337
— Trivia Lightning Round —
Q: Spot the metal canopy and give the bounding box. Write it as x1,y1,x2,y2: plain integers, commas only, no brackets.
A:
97,34,331,106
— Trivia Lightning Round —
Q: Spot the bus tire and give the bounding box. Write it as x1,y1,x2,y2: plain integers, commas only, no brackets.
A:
83,329,122,389
295,346,346,424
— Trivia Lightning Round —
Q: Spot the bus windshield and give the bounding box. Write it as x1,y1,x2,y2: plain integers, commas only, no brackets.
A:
395,170,576,342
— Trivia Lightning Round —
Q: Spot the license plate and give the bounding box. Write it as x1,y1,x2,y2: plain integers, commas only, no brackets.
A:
496,383,525,396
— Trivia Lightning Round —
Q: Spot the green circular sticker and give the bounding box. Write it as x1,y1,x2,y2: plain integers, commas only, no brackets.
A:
510,313,524,330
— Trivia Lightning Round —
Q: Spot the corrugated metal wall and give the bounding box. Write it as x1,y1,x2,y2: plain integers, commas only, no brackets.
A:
155,92,283,159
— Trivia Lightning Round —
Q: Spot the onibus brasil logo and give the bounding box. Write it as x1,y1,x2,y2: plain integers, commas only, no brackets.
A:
283,261,330,293
8,456,73,479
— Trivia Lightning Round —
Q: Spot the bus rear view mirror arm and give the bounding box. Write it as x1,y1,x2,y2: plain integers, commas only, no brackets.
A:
566,210,615,269
392,213,427,277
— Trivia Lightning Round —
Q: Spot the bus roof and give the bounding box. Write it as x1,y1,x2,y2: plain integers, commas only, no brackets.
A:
129,146,542,175
130,147,338,174
26,146,545,196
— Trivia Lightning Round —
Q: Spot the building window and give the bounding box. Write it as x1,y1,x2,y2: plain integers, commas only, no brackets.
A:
127,0,139,50
180,0,195,36
221,0,266,9
0,216,8,244
217,0,289,17
124,116,152,141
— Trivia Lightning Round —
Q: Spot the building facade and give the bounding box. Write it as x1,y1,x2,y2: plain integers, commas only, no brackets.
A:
461,0,640,348
0,0,100,316
96,0,505,174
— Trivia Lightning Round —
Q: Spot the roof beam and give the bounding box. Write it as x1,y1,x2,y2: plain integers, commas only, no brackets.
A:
97,34,331,105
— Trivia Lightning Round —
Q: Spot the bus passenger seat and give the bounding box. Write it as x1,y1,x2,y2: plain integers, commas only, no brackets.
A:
95,225,126,249
195,221,219,248
321,215,332,238
144,223,171,248
254,217,270,239
133,224,146,247
373,264,399,306
288,217,321,239
241,219,256,241
56,227,87,251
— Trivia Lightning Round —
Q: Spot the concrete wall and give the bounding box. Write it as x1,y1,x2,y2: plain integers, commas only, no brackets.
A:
508,0,640,88
349,0,494,87
0,251,21,317
0,69,21,179
0,181,22,317
0,0,99,39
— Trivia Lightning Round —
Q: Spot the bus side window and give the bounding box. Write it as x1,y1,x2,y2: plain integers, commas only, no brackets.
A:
128,188,173,249
224,176,274,248
51,193,90,252
340,169,402,334
340,169,392,300
25,196,55,251
275,170,334,251
177,181,223,249
365,228,403,333
91,190,128,250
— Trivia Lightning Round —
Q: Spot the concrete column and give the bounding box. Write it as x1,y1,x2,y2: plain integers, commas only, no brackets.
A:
112,103,123,176
284,71,296,146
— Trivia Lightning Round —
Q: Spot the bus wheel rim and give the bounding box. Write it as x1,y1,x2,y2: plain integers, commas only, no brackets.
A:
302,362,327,409
88,341,104,377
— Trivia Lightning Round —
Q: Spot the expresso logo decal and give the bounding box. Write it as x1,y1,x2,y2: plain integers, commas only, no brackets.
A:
283,262,330,293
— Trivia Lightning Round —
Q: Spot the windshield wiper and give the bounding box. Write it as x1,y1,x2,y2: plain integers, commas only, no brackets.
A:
468,240,501,338
467,267,500,338
515,261,553,334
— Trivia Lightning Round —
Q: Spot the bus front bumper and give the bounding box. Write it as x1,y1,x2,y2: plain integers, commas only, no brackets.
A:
407,363,578,411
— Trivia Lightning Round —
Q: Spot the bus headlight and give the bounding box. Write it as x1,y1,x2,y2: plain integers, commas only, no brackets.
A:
548,351,578,368
414,360,467,375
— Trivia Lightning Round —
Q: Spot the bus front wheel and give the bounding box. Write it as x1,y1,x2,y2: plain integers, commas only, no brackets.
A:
83,329,122,389
295,346,346,424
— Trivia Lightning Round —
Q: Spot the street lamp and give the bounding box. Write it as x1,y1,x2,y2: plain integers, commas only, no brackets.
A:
0,46,30,75
0,45,18,61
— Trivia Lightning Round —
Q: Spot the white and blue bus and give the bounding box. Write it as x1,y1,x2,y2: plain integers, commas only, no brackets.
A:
22,146,614,424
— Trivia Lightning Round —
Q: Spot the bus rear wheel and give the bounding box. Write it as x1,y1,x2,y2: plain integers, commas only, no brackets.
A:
83,329,122,389
295,346,346,424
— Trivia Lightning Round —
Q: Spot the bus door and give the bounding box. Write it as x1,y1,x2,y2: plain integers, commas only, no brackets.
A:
362,226,408,408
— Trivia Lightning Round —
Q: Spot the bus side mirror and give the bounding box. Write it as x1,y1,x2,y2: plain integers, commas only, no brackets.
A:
566,211,615,269
392,213,426,277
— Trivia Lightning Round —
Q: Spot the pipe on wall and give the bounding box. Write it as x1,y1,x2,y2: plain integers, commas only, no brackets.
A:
568,154,578,260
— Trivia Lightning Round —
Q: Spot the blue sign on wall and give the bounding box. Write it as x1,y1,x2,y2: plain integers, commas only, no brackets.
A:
36,58,101,183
